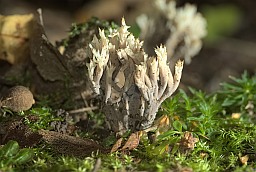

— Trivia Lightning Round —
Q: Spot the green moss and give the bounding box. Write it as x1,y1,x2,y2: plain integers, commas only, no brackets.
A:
1,72,256,171
61,17,119,47
0,140,34,171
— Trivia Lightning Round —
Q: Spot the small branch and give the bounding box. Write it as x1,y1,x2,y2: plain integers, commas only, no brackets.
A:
92,158,101,172
68,106,98,114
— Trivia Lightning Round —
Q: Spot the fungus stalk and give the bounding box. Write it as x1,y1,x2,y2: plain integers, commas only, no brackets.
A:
86,18,183,134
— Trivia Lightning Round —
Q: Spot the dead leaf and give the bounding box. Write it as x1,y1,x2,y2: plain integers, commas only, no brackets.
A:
110,137,123,153
0,14,34,64
155,115,170,133
121,132,141,151
179,131,199,153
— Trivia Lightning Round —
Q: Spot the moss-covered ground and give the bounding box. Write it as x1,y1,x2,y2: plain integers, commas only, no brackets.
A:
1,72,256,172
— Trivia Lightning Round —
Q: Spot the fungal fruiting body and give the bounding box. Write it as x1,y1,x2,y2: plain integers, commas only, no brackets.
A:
0,86,35,112
137,0,207,64
87,18,183,134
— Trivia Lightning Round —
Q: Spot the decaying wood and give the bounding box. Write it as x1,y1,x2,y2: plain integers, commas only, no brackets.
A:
27,10,99,117
39,130,105,157
0,117,42,147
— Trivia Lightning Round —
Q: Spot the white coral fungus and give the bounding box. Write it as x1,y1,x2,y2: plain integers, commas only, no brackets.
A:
87,18,183,133
137,0,207,64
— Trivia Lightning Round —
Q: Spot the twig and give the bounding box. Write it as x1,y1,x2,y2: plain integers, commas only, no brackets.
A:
92,158,101,172
68,106,98,114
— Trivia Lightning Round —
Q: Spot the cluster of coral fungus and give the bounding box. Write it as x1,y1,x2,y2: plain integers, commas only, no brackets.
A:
86,18,183,133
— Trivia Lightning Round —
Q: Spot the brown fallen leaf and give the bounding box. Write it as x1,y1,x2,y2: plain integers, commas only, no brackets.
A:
0,14,34,64
38,130,104,157
121,131,141,151
110,137,123,153
179,131,199,153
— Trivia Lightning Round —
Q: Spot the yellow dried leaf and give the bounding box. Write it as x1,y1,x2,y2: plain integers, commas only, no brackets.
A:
158,115,170,126
0,14,34,64
154,115,170,133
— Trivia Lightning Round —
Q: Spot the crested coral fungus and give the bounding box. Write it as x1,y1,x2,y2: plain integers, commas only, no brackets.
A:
86,18,183,134
137,0,206,64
